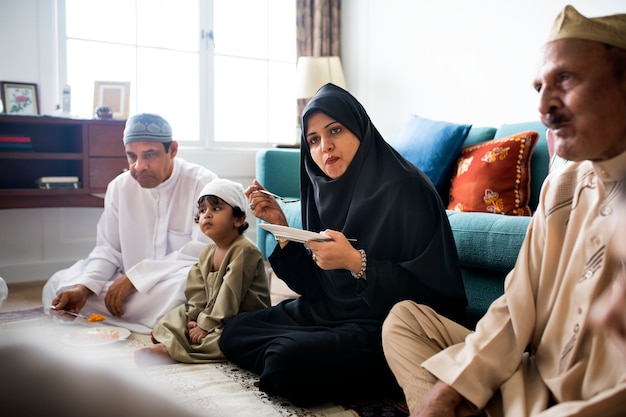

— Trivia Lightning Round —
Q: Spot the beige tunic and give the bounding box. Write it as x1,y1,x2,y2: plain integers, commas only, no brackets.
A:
152,235,270,363
423,151,626,416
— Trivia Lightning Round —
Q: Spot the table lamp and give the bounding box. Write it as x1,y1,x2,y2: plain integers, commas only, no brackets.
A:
295,56,347,99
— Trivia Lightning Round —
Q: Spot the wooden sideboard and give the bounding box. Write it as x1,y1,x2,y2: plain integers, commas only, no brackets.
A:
0,115,128,209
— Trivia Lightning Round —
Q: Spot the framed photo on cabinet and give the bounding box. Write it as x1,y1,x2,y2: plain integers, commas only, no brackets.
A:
93,81,130,119
0,81,39,115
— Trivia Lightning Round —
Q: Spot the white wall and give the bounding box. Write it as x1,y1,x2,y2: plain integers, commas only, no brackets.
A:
341,0,625,139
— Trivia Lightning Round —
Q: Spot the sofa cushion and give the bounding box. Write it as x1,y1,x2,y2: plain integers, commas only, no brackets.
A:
392,114,471,193
439,126,497,205
446,210,530,272
463,126,497,147
460,267,508,328
494,122,548,212
447,131,539,216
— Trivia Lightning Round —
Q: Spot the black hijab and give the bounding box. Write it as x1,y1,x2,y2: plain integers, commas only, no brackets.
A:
299,84,466,322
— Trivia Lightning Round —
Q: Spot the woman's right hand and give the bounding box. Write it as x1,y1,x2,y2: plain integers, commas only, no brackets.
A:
245,179,289,226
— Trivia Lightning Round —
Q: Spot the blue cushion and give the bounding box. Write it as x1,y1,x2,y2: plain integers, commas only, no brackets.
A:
392,114,472,193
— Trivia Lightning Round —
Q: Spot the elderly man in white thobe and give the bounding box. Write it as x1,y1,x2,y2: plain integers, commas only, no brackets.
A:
43,113,218,333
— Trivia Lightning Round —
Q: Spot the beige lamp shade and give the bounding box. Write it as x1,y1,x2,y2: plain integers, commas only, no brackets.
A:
295,56,347,99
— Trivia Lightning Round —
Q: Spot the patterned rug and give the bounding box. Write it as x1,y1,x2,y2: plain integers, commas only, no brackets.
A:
340,399,408,417
0,306,45,323
0,307,409,417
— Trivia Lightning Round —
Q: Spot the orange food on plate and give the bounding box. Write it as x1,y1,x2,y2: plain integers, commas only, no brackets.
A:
86,313,106,322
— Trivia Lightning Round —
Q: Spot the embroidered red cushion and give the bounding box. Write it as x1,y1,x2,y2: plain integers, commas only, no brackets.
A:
447,131,539,216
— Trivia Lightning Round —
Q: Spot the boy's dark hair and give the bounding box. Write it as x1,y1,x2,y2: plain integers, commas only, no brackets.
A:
163,142,172,153
194,195,249,234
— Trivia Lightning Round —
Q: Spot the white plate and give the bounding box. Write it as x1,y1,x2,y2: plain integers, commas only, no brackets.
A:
259,224,331,244
61,326,131,346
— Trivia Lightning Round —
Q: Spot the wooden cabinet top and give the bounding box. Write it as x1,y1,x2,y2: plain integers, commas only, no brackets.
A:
0,115,127,209
0,114,127,128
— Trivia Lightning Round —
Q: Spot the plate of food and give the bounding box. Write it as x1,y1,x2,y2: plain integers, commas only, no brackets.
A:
258,224,332,244
61,326,131,346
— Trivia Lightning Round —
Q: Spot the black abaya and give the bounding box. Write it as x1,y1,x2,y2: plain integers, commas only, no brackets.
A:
220,84,466,406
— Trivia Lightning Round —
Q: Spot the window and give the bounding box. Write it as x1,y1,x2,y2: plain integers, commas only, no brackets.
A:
62,0,296,147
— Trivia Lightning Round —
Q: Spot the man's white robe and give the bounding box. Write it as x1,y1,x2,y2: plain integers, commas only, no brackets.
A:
42,158,218,333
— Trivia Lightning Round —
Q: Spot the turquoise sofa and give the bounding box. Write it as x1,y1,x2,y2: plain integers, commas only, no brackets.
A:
256,121,549,327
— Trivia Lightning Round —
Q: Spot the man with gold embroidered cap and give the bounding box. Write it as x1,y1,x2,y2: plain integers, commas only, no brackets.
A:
381,5,626,416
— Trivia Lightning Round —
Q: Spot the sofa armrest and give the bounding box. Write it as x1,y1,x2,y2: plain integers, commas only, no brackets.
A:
255,148,301,259
256,148,301,197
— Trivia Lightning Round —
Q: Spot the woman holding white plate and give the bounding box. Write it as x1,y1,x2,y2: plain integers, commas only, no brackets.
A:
219,83,467,406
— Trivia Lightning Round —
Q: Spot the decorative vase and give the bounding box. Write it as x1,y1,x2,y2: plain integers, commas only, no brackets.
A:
95,106,113,119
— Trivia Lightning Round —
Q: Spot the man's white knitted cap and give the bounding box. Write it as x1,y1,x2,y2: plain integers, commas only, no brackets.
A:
197,179,247,211
547,5,626,51
123,113,173,145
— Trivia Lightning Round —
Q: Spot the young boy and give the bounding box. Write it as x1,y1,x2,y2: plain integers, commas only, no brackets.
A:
135,179,270,365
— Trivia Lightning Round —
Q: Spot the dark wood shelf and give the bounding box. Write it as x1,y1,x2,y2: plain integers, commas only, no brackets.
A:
0,152,83,159
0,114,127,209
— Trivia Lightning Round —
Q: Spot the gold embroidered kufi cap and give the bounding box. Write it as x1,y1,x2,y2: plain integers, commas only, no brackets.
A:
547,5,626,50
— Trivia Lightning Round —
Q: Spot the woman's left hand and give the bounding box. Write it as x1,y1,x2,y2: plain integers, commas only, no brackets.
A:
307,230,363,274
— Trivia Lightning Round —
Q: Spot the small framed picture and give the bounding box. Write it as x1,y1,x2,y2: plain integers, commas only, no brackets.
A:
0,81,40,115
93,81,130,119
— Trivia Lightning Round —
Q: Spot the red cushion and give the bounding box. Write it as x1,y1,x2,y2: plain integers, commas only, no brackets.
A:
448,131,539,216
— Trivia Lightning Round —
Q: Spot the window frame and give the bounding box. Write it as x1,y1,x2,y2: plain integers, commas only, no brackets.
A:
57,0,296,150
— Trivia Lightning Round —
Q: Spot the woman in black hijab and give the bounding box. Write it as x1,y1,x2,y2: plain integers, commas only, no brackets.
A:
219,83,466,406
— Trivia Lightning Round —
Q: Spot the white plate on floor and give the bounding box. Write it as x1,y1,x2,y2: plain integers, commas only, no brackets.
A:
258,224,332,244
61,326,131,346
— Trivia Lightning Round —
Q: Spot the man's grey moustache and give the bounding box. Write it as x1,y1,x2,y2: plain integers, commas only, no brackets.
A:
543,113,568,128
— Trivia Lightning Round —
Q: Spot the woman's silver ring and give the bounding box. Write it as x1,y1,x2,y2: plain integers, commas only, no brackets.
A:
312,253,317,261
249,203,255,210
